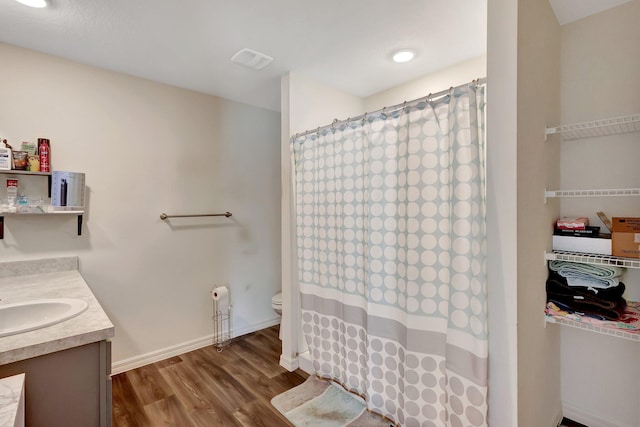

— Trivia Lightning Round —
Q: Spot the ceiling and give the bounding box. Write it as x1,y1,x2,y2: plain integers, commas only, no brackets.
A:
0,1,631,112
0,0,486,112
549,0,633,25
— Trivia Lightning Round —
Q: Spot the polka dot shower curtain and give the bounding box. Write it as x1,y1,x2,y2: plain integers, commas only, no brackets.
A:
291,84,487,426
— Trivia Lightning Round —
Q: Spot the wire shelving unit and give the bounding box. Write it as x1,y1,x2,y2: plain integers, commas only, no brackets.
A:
545,113,640,140
545,314,640,342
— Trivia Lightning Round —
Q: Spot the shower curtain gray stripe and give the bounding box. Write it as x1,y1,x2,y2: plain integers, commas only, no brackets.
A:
301,291,487,383
293,84,488,426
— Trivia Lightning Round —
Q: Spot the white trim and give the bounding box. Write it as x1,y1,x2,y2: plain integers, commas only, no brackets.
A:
563,402,630,427
279,353,299,371
297,350,313,374
552,407,563,427
111,318,281,375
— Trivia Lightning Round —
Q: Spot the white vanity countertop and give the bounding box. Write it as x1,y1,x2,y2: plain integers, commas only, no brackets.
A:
0,258,114,365
0,373,24,427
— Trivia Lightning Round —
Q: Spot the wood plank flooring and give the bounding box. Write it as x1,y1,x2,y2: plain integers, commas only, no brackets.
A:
112,326,308,427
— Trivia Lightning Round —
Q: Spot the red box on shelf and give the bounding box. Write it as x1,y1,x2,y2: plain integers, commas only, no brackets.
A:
556,217,589,230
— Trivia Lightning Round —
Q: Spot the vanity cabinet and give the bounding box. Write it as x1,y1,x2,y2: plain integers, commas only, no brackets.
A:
0,258,114,427
0,340,111,427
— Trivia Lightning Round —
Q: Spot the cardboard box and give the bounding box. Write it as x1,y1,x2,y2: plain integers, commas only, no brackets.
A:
612,217,640,259
552,235,612,255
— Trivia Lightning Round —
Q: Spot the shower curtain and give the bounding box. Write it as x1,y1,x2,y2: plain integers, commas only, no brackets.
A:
292,84,487,426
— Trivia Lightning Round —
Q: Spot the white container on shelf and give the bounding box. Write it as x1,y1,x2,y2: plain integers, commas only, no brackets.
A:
552,235,612,255
0,146,11,170
51,171,85,208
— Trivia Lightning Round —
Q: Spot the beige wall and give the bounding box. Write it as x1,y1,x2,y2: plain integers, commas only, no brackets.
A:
0,43,282,367
558,2,640,426
516,0,563,426
486,0,519,425
363,55,486,112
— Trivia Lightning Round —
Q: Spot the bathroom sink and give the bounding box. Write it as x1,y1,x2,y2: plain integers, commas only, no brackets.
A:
0,298,88,338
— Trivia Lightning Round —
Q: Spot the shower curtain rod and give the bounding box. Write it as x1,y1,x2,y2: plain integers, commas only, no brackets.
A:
294,77,486,139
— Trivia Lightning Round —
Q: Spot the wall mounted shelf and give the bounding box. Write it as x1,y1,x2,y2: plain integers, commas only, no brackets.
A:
0,210,84,239
545,314,640,342
545,113,640,140
0,170,53,197
544,187,640,203
0,170,51,177
545,250,640,269
0,169,85,238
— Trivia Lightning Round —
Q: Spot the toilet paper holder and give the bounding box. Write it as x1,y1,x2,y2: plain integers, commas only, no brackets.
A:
212,286,232,351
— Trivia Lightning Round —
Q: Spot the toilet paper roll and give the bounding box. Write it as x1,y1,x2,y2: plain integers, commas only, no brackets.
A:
212,286,230,313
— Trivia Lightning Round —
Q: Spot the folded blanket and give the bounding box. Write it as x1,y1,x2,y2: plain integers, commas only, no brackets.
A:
548,271,625,301
566,275,620,289
546,296,626,320
546,301,640,333
546,275,626,320
549,260,624,289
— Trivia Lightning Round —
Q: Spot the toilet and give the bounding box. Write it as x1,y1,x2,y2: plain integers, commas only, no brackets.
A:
272,292,282,315
272,292,283,339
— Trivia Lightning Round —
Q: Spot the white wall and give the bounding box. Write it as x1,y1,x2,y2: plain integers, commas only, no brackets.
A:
558,2,640,426
516,1,563,426
279,72,364,370
363,55,486,112
0,43,282,368
287,72,365,135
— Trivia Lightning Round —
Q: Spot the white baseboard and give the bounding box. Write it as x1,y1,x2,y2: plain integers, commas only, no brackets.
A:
563,402,630,427
279,354,299,372
552,407,563,427
298,350,313,374
112,318,281,375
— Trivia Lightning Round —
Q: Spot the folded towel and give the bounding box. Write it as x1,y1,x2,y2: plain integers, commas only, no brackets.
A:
548,271,625,301
546,275,627,320
549,260,624,289
566,276,619,289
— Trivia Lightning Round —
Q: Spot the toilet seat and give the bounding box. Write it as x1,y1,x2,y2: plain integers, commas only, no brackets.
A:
272,292,282,307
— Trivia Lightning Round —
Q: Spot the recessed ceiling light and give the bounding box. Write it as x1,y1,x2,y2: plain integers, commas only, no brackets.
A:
15,0,47,8
392,49,415,63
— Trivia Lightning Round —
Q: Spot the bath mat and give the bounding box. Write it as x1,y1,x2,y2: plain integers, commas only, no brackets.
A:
271,376,392,427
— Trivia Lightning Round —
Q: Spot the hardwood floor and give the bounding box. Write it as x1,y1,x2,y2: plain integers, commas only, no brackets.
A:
112,326,308,427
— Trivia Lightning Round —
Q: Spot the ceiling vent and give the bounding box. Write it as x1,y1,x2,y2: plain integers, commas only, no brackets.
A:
230,48,273,71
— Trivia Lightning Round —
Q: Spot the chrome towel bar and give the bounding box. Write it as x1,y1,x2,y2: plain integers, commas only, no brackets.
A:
160,212,232,220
